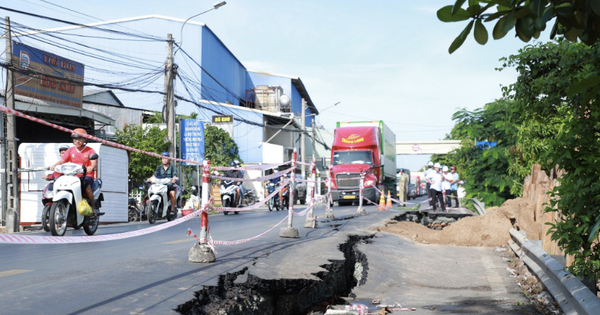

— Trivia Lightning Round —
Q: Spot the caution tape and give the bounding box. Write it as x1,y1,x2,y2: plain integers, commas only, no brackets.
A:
0,105,200,165
211,161,292,171
0,204,207,244
211,167,293,182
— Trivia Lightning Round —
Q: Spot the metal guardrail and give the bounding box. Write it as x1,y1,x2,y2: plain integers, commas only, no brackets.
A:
508,228,600,315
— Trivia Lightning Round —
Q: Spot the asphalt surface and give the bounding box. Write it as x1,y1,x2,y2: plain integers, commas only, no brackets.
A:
0,196,537,314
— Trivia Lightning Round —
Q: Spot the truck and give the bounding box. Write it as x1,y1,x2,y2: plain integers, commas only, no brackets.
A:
326,121,396,206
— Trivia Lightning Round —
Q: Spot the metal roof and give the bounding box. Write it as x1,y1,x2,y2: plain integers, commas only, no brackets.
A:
247,70,318,115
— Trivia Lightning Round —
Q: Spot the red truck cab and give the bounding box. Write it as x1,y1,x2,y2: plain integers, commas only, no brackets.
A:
327,126,383,206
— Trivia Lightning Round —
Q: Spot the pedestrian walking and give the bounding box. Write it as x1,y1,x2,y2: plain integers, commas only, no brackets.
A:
448,166,460,208
425,163,445,212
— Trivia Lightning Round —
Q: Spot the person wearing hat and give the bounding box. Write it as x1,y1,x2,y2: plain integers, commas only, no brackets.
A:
148,152,178,215
423,161,435,207
448,166,460,208
224,160,244,207
50,128,98,214
425,162,445,212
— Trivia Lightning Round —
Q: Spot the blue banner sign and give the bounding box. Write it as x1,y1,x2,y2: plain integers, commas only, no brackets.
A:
180,119,205,166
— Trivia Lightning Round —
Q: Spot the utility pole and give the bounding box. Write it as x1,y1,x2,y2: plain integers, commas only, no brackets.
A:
164,34,177,158
311,118,316,161
4,17,19,232
300,98,306,179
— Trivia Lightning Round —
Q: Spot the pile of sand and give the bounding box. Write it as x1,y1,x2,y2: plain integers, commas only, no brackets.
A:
378,198,542,247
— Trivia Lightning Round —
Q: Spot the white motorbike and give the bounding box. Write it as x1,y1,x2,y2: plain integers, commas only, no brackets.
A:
49,154,103,236
146,177,180,224
220,180,239,215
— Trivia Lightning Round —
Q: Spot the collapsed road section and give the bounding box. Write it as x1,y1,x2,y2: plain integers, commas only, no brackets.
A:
393,210,473,230
175,234,373,315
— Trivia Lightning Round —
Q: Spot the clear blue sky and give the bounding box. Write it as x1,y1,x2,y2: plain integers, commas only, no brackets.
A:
3,0,549,170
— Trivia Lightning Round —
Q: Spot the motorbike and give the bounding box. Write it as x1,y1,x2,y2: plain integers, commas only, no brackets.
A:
243,188,258,207
40,173,57,232
280,182,290,210
220,180,240,215
146,177,180,224
128,197,146,222
267,182,280,211
48,154,103,236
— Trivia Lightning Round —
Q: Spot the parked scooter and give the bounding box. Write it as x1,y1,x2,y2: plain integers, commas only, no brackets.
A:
146,177,180,224
128,197,146,222
40,173,58,232
48,154,103,236
220,180,240,215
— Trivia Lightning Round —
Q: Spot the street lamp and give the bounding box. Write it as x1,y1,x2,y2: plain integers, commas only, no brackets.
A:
177,1,227,54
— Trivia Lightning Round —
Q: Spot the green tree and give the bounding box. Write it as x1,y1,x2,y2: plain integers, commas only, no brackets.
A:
204,125,241,167
438,0,600,53
114,124,170,190
501,39,600,277
437,99,524,207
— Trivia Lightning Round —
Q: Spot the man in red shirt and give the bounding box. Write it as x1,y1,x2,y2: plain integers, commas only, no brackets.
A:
50,128,97,214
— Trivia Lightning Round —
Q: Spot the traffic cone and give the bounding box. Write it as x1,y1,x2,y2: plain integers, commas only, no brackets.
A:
378,193,385,210
386,191,392,209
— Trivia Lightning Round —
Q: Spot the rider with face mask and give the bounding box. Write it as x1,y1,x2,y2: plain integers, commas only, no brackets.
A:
147,152,178,215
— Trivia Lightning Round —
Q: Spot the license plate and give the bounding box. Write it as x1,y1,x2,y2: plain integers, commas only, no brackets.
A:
343,195,356,199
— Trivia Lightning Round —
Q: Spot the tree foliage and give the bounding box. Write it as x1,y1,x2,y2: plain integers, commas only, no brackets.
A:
501,39,600,277
436,99,525,207
204,125,241,167
114,124,170,190
438,0,600,53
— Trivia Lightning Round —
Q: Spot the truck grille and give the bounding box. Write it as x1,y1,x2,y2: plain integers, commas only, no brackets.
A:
336,173,360,189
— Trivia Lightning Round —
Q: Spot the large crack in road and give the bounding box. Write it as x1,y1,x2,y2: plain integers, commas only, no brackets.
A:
175,234,373,315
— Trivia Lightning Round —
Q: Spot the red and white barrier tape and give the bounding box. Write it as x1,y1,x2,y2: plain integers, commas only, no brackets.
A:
211,161,292,171
210,179,290,212
211,168,293,182
0,105,200,165
0,204,208,244
201,214,290,246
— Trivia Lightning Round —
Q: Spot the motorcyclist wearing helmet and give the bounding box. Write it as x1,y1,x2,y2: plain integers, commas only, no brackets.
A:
43,145,70,181
49,129,97,214
264,167,284,201
223,161,243,207
147,152,178,216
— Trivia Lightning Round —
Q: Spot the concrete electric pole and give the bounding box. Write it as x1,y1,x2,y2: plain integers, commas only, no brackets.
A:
301,98,306,179
4,16,19,232
163,34,177,158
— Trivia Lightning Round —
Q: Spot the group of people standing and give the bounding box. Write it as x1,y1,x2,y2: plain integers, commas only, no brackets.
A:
424,162,460,212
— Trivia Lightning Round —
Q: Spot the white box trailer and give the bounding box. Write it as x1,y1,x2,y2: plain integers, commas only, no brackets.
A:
18,143,129,225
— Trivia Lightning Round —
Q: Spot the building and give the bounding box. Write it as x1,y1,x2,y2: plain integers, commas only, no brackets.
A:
1,14,323,227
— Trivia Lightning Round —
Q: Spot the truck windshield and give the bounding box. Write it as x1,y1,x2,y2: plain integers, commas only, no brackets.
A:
332,151,372,165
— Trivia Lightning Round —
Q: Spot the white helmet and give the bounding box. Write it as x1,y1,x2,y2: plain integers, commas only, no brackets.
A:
442,166,448,172
428,161,433,166
434,163,441,168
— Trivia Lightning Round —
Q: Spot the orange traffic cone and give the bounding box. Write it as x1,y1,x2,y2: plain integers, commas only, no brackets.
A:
378,193,386,210
386,191,392,209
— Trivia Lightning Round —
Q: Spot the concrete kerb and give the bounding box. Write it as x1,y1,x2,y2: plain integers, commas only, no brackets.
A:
509,228,600,315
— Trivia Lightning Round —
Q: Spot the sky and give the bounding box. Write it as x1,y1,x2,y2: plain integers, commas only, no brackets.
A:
1,0,549,170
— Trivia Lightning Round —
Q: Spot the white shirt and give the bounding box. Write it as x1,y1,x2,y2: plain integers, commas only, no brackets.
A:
442,172,452,191
426,171,442,191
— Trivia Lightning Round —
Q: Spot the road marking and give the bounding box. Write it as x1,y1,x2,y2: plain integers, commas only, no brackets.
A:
0,269,33,278
164,239,196,244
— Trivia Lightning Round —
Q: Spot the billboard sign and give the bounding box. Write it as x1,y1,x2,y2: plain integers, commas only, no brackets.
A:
180,119,205,166
11,41,85,108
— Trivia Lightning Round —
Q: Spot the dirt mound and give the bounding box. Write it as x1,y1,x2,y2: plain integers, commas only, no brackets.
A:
378,198,542,247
